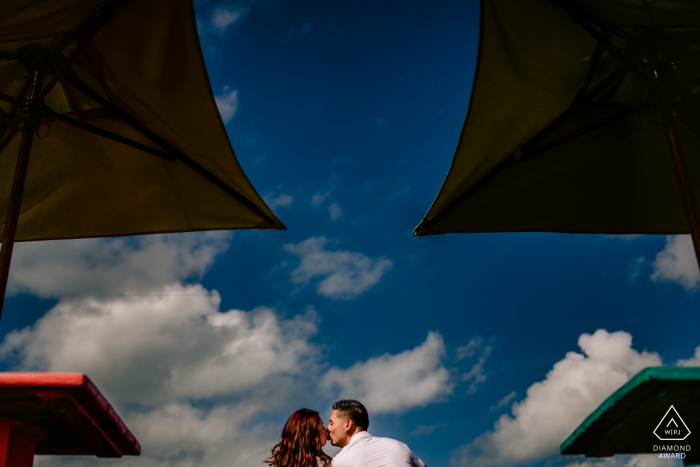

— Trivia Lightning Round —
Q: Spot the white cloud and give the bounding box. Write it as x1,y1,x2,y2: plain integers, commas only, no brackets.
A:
9,232,230,298
215,87,239,124
451,330,662,467
283,237,392,300
462,344,492,395
455,337,492,395
457,337,483,360
0,285,319,406
211,8,242,31
676,345,700,366
490,391,516,413
411,422,447,437
651,235,700,290
322,332,453,414
264,193,293,210
329,202,342,220
35,402,281,467
310,192,330,206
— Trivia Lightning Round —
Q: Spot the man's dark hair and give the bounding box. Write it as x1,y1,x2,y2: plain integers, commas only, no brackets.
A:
332,399,369,430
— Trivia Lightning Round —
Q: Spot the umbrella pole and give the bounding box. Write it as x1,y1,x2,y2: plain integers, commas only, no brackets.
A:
0,66,44,322
653,56,700,271
662,116,700,271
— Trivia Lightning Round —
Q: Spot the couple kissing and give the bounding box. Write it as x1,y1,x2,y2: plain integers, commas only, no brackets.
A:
265,399,427,467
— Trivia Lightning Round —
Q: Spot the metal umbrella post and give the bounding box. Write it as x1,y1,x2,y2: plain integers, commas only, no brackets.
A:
0,51,45,320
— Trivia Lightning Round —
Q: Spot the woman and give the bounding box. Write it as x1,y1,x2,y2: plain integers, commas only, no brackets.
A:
266,408,332,467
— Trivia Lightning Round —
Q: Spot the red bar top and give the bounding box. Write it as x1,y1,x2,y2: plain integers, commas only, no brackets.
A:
0,373,88,387
0,373,140,457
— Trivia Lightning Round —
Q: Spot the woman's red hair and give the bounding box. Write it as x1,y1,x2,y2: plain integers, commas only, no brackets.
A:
265,408,331,467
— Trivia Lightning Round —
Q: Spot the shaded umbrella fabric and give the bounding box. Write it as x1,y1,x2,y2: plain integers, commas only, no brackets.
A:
0,0,285,241
414,0,700,236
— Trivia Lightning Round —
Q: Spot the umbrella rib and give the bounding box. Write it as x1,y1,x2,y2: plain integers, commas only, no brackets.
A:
513,66,627,159
521,104,643,159
39,0,128,101
549,0,634,43
574,20,651,90
61,74,277,226
44,109,176,162
552,2,653,91
39,21,103,101
581,39,607,93
46,0,125,56
0,75,35,141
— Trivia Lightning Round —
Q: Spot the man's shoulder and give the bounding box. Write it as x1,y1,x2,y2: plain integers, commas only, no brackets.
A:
334,434,410,457
370,436,411,450
331,433,426,467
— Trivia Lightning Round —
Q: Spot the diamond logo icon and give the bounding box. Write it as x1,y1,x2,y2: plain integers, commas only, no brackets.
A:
654,405,691,441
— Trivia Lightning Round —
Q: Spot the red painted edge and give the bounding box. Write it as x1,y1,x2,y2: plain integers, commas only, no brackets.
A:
0,373,86,387
0,373,141,456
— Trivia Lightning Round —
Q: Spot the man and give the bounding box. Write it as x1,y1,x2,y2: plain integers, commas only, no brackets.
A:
328,399,427,467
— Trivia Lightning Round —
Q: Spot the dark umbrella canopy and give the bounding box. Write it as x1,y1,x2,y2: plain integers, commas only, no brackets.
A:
414,0,700,240
0,0,285,318
0,0,285,241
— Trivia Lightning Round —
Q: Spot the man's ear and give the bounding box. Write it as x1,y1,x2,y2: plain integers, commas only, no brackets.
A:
344,418,354,433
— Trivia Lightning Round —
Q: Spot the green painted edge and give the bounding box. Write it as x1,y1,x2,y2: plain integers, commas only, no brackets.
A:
560,366,700,455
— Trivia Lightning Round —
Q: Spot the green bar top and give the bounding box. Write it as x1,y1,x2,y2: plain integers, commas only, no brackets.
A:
561,367,700,464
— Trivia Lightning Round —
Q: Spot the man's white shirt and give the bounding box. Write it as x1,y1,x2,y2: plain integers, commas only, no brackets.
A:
331,431,427,467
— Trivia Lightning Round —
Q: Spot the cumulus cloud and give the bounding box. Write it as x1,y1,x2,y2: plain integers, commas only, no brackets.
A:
329,202,342,220
490,391,516,413
676,345,700,366
322,332,452,413
311,192,330,206
411,423,447,437
214,87,239,124
9,232,230,298
0,285,318,406
264,193,294,211
651,235,700,290
451,330,662,467
211,8,242,31
114,402,277,467
283,237,392,300
457,337,484,360
458,338,492,395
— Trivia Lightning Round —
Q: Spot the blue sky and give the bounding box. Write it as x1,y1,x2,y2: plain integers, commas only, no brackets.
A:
1,1,699,467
